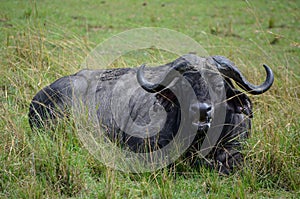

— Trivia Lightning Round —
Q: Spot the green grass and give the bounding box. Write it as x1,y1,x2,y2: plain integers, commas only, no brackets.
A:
1,0,299,198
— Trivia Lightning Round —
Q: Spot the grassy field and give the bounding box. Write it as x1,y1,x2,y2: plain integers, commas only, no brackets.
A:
1,0,299,198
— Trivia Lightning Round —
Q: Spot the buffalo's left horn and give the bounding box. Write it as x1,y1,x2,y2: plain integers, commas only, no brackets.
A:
213,56,274,95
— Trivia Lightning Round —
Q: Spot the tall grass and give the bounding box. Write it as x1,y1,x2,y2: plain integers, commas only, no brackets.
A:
1,3,299,199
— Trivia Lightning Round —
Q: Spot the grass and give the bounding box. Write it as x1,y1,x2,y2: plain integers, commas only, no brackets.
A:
1,0,299,198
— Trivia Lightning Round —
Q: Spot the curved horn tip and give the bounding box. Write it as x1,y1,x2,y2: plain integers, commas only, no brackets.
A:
262,64,274,84
137,64,147,84
250,64,274,95
263,64,273,75
140,64,146,69
138,64,146,74
137,64,160,93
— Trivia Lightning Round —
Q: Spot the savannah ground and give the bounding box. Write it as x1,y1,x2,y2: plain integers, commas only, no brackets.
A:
0,0,299,198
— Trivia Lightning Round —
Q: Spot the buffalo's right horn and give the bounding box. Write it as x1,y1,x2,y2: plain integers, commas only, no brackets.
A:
137,60,194,93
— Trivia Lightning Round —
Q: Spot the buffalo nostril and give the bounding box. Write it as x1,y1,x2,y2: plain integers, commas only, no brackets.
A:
199,103,211,114
190,103,212,122
198,103,212,121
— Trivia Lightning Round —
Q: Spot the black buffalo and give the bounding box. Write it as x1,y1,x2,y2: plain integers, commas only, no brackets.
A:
28,54,274,174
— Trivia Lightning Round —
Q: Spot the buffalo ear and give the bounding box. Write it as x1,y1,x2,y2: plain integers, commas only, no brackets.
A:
155,88,179,112
227,89,253,118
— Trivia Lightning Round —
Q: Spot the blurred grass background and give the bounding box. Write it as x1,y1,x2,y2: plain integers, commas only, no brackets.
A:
0,0,299,198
